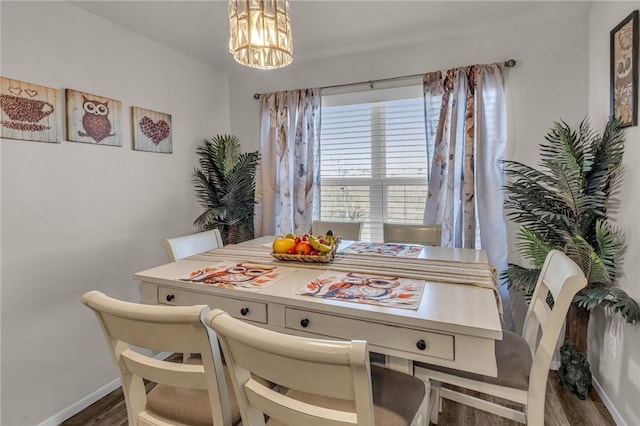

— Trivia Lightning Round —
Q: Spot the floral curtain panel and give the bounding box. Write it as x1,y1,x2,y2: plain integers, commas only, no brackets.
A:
423,63,512,328
254,89,321,237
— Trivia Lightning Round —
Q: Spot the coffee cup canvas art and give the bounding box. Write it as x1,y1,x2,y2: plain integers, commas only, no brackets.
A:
66,89,122,146
0,77,62,143
132,106,172,153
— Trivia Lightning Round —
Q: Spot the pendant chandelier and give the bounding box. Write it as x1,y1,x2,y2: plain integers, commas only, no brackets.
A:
228,0,293,69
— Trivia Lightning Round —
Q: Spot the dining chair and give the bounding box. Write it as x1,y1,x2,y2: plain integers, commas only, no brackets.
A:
161,229,223,262
312,220,363,240
206,308,428,426
81,291,240,426
414,250,587,425
383,223,441,246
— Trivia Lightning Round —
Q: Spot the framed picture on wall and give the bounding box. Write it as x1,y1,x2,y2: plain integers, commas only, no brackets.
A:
610,10,638,127
131,106,172,153
0,77,61,143
66,89,122,146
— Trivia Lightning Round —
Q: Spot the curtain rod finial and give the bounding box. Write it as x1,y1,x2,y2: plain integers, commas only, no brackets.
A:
253,93,260,100
504,59,516,68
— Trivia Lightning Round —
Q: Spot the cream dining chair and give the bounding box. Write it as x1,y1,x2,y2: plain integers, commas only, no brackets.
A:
161,229,223,262
206,309,428,426
383,223,441,246
312,220,363,240
414,250,587,425
81,291,241,426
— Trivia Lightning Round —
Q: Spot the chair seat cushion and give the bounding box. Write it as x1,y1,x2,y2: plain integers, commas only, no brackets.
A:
415,330,533,390
146,357,242,426
266,365,425,426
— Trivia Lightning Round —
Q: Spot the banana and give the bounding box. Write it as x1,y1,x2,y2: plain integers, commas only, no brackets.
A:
309,236,332,253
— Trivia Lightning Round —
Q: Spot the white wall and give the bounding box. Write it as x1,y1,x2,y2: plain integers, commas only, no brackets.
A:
0,2,230,425
228,2,591,332
588,3,640,425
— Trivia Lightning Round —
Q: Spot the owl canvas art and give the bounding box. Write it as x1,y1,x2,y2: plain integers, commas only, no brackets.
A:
66,89,122,146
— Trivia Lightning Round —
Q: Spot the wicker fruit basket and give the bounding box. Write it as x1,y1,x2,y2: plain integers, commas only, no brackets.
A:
271,237,340,263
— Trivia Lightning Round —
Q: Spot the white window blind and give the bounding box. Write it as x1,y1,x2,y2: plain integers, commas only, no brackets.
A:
319,86,428,242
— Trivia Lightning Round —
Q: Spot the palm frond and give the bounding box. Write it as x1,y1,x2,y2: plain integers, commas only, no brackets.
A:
504,264,541,296
539,120,586,179
515,228,553,268
594,220,622,279
574,286,640,324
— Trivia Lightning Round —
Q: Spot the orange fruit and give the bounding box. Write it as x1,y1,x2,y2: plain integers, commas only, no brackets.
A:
272,237,296,254
295,241,313,255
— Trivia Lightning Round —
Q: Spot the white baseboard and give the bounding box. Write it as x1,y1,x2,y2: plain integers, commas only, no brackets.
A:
592,375,626,426
38,351,173,426
37,378,121,426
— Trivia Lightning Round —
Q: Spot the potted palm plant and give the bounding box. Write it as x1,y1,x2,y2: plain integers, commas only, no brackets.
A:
192,134,259,245
503,119,639,396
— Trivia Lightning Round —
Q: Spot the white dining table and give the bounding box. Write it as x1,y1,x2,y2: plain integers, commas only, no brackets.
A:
134,236,503,377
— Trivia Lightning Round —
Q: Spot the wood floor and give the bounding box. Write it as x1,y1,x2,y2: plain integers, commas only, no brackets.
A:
61,370,615,426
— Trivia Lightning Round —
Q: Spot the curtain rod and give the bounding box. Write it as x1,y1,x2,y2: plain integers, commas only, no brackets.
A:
253,59,516,99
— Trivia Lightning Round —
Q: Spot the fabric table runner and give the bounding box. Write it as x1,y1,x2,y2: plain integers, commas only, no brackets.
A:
191,244,498,298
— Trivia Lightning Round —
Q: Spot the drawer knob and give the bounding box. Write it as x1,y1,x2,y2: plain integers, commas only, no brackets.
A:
300,318,310,328
416,339,427,351
240,307,250,316
166,294,175,302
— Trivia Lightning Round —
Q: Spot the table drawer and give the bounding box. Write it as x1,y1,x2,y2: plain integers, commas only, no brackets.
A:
284,308,454,360
157,286,267,324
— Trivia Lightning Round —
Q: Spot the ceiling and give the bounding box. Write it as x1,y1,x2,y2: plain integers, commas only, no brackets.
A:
72,1,590,74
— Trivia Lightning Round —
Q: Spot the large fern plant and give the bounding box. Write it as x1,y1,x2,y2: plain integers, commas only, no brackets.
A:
503,119,639,351
193,134,259,245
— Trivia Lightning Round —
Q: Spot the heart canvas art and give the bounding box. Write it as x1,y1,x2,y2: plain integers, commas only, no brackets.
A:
132,106,172,153
0,77,62,143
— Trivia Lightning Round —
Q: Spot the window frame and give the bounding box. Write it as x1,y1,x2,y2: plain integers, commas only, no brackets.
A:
318,85,429,241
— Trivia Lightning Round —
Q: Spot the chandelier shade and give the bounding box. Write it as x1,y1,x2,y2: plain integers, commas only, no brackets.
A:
228,0,293,69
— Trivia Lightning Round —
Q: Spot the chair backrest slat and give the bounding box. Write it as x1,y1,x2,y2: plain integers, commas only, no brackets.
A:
207,309,375,426
161,229,223,262
245,380,359,426
122,350,209,390
312,221,363,240
88,299,212,354
224,335,360,398
383,223,441,246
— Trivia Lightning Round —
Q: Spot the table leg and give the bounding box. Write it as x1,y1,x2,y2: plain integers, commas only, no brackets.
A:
386,355,414,375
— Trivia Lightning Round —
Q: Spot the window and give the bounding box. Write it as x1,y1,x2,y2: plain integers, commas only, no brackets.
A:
319,86,428,242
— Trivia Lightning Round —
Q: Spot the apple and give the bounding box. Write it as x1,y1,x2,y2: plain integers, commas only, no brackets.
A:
295,241,313,255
